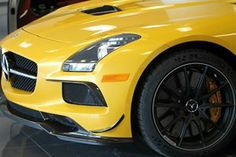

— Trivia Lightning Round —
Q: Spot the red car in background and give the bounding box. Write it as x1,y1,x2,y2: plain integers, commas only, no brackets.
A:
8,0,87,32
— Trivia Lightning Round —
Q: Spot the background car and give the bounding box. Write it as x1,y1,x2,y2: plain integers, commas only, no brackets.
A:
8,0,87,33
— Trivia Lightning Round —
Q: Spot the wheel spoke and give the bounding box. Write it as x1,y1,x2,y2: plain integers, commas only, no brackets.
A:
193,116,206,146
161,115,183,132
174,73,182,89
158,109,173,121
178,115,192,146
162,84,181,99
188,123,194,137
183,67,191,97
199,103,234,109
200,82,228,100
195,66,208,99
156,100,183,108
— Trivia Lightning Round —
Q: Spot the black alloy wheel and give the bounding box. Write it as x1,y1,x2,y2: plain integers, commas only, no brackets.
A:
136,49,236,157
153,63,235,150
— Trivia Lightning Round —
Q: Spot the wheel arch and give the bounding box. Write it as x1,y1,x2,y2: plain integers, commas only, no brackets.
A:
130,40,236,137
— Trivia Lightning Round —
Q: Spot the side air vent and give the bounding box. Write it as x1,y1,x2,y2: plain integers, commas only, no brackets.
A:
81,5,121,15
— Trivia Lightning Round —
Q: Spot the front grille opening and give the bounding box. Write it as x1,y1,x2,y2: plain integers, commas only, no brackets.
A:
11,75,37,92
81,5,121,15
6,52,37,76
5,52,37,92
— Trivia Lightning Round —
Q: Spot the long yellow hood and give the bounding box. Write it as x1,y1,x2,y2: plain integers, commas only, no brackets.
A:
22,0,236,44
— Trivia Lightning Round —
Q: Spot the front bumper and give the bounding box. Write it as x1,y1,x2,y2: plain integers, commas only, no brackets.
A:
0,101,132,145
1,29,155,139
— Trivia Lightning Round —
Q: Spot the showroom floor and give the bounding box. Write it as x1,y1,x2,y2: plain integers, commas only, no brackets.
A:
0,2,236,157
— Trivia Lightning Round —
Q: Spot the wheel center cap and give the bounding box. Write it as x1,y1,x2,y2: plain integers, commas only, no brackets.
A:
185,99,199,113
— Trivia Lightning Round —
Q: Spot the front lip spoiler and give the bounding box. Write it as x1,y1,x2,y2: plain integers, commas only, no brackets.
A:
0,102,132,145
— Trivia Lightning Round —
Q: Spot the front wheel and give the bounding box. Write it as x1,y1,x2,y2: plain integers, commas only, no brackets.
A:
137,49,236,157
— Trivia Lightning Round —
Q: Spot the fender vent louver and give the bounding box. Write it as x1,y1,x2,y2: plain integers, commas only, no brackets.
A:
81,5,121,15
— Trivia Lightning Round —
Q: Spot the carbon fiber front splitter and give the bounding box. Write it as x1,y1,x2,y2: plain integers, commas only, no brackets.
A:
0,101,132,145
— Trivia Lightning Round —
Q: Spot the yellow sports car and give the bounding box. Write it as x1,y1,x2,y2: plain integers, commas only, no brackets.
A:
1,0,236,156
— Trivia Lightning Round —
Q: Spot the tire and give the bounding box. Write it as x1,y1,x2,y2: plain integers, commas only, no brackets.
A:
137,49,236,157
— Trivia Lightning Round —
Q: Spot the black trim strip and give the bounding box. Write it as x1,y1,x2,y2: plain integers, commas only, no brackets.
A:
91,115,124,133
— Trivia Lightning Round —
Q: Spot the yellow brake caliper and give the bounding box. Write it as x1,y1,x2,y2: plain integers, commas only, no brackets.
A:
206,78,222,123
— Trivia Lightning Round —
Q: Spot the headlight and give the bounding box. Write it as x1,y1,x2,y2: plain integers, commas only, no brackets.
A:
63,33,141,72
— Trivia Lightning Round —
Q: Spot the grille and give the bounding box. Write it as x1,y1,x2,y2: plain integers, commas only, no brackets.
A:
5,52,37,92
13,53,37,74
11,75,37,92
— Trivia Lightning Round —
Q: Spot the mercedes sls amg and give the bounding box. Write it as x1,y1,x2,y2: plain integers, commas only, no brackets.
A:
1,0,236,157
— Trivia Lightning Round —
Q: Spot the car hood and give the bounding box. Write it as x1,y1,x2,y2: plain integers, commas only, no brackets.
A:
23,0,235,44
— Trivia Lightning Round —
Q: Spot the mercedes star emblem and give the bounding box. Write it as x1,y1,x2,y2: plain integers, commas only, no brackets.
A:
1,54,10,80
